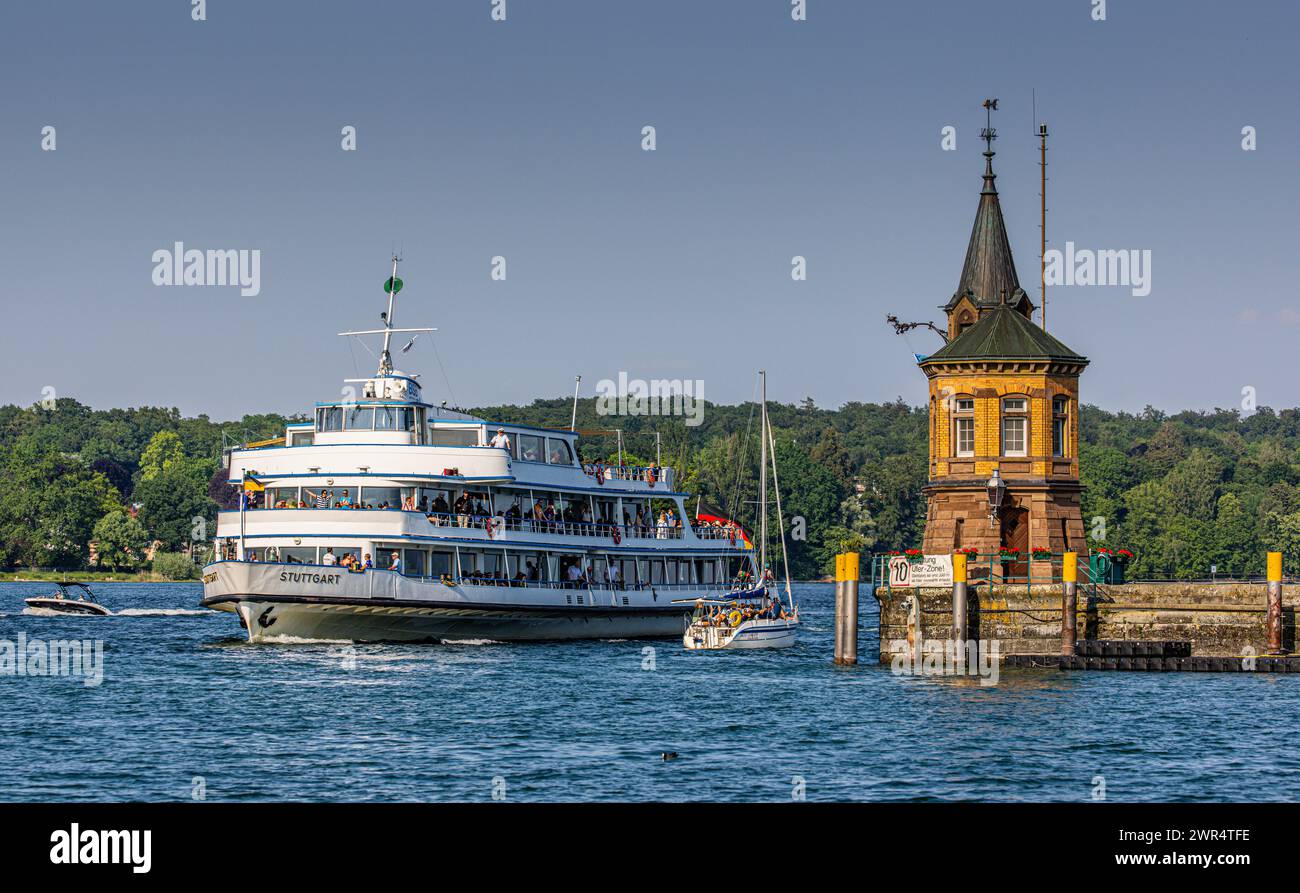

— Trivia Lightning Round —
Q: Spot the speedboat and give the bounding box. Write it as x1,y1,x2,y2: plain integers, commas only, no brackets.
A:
25,582,112,616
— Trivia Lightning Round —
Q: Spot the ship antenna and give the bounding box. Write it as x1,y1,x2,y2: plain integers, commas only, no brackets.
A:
336,255,436,378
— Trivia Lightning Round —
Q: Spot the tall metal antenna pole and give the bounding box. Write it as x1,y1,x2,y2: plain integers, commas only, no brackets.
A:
1039,123,1049,331
570,375,581,430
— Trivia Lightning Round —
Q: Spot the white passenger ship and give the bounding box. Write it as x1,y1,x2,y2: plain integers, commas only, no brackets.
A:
200,260,762,643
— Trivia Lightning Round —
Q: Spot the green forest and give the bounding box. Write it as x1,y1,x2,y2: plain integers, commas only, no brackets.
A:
2,395,1298,580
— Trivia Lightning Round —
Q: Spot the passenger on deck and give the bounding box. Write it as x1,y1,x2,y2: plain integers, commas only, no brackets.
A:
306,488,332,509
363,553,373,569
430,494,450,523
339,490,353,508
388,552,402,573
454,493,472,527
489,427,511,450
322,548,337,566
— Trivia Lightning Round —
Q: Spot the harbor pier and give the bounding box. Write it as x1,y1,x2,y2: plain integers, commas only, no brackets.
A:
873,551,1299,670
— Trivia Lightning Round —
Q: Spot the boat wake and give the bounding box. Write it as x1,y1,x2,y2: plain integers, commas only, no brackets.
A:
115,608,212,616
257,634,355,645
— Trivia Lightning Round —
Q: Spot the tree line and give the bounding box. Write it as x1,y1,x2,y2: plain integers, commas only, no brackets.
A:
1,396,1295,580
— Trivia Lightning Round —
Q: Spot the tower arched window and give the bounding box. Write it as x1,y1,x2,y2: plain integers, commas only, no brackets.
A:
952,396,975,458
1001,395,1029,457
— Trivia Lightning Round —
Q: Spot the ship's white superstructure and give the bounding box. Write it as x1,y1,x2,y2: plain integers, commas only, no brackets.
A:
200,259,760,642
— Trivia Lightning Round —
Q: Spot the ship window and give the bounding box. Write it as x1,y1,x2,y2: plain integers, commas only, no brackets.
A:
374,406,400,430
269,487,300,508
546,438,574,465
650,560,665,584
290,431,314,447
280,546,317,565
518,434,544,463
346,406,375,431
317,407,343,432
360,487,401,510
429,551,453,577
321,546,361,566
428,428,478,447
403,549,426,577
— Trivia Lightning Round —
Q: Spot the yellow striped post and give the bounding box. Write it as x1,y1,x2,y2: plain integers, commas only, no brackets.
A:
833,554,846,663
1267,552,1284,654
951,553,968,645
1061,551,1078,655
842,552,860,665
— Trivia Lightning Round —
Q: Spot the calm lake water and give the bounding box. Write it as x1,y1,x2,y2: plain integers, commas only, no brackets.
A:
1,581,1297,802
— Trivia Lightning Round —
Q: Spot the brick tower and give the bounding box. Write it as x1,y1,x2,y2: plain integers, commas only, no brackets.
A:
918,106,1088,572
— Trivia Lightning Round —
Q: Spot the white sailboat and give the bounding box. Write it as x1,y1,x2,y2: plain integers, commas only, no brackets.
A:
682,371,798,650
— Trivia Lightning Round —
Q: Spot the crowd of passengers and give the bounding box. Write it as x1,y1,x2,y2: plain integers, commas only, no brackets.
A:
251,486,741,540
693,594,787,626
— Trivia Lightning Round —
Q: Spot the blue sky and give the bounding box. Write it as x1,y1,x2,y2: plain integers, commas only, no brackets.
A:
1,1,1296,419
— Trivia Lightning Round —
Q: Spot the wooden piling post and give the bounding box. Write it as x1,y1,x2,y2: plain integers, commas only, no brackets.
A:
951,552,968,646
1061,551,1078,656
1266,551,1284,655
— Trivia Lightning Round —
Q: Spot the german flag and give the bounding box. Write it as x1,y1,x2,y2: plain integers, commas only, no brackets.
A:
694,499,753,549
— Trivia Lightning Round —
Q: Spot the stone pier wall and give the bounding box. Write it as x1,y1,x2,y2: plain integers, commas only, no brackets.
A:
876,582,1299,660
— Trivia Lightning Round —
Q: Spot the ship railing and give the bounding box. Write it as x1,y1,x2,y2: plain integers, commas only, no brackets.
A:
422,512,692,542
437,576,737,592
691,524,747,543
581,463,675,489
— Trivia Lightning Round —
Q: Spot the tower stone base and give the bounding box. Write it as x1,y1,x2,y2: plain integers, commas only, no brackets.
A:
923,483,1086,580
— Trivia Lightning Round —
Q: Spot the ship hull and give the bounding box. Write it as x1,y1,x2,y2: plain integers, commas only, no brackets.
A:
201,561,694,643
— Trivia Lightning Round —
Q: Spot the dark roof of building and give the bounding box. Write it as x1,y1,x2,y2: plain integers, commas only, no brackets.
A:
944,147,1035,314
921,304,1087,364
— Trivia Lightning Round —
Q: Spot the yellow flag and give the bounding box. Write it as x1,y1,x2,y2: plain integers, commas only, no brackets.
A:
243,477,265,493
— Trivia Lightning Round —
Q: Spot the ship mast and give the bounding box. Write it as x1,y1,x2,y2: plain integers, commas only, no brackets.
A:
337,255,436,378
380,254,400,374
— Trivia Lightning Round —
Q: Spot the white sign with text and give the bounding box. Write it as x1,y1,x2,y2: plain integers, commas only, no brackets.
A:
887,554,954,588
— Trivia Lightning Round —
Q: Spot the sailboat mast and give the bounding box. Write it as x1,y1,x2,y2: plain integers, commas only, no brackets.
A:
766,408,795,609
758,370,768,577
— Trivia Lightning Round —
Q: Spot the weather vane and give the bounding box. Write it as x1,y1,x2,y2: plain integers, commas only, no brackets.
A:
981,97,998,151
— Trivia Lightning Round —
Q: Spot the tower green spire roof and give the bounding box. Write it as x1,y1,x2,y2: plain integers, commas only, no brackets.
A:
943,106,1034,315
921,303,1086,365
